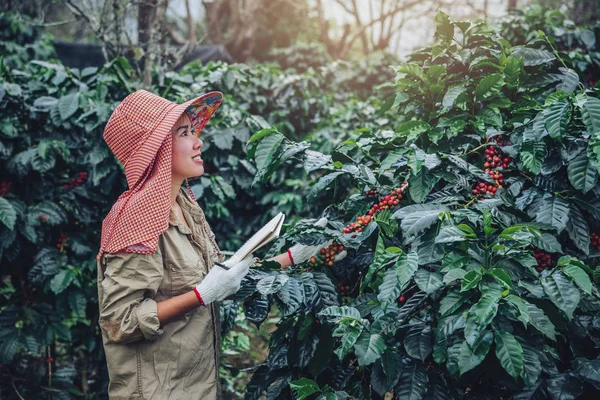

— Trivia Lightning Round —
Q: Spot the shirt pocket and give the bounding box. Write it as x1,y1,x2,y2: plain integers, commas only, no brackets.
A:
167,250,204,297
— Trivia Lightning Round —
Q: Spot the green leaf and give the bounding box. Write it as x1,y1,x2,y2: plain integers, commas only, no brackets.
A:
535,194,570,233
541,272,581,320
582,97,600,137
556,68,579,93
415,270,443,294
394,204,448,236
333,323,363,361
511,47,556,66
461,271,482,292
435,10,454,42
379,149,405,176
494,331,524,379
58,93,79,120
50,270,74,294
248,127,278,145
289,378,321,400
565,206,590,255
443,86,467,109
408,169,440,204
521,344,542,387
33,96,58,111
505,294,531,327
399,122,432,142
504,56,523,86
68,290,87,316
573,359,600,386
458,331,493,375
395,363,429,400
404,325,432,361
354,331,386,366
253,133,285,185
0,197,17,230
520,140,547,175
561,264,592,295
526,303,557,340
580,30,597,49
475,74,504,101
304,150,331,173
443,269,467,284
378,268,400,312
488,268,515,290
435,226,466,244
545,99,570,140
473,291,502,326
319,306,362,321
0,335,19,363
308,171,344,201
256,275,289,295
439,291,471,316
375,210,398,237
567,150,598,193
396,250,419,290
406,146,426,174
531,232,562,253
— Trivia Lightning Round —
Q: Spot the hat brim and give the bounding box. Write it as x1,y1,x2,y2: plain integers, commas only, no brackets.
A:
125,91,223,188
183,91,223,137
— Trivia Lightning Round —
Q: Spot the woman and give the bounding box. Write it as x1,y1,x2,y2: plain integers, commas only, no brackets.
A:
96,90,328,399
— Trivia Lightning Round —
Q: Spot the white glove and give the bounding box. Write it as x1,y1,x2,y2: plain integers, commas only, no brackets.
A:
287,218,348,265
194,255,254,305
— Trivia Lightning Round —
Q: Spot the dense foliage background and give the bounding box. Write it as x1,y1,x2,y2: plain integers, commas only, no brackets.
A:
0,5,599,399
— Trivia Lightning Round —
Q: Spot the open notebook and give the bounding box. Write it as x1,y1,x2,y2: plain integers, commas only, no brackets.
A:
230,212,285,262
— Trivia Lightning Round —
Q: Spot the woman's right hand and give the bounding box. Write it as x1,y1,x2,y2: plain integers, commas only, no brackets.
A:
193,255,253,305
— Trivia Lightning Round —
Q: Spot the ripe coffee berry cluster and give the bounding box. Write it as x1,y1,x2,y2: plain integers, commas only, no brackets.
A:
397,295,406,303
338,281,352,296
484,136,511,170
57,232,69,252
0,181,12,197
63,171,88,190
365,189,377,197
533,248,552,271
309,242,345,267
473,136,512,199
342,183,408,235
472,181,498,197
591,233,600,250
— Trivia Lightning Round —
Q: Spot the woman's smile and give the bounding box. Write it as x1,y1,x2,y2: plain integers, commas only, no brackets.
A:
192,153,203,164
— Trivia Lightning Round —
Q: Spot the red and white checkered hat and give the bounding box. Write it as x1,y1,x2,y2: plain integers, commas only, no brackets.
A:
97,90,223,259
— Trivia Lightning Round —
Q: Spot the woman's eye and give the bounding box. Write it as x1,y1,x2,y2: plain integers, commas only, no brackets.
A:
180,131,188,137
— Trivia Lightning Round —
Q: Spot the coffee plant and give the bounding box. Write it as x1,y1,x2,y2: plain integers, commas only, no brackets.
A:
242,10,600,399
1,6,600,399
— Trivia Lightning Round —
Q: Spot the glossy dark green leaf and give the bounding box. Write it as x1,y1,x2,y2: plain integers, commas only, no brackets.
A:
395,363,429,400
404,325,433,361
541,272,581,320
494,331,524,379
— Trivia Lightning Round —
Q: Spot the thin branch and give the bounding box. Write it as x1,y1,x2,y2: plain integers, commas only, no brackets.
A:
333,0,354,15
185,0,196,43
339,0,423,58
29,18,80,27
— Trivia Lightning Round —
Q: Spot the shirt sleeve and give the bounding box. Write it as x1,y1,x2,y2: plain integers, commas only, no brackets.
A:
98,249,164,344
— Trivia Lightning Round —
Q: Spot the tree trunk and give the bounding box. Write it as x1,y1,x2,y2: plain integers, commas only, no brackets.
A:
138,0,157,47
507,0,517,9
569,0,599,25
142,0,168,88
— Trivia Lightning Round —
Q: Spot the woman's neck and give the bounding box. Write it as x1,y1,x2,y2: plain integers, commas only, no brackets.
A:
171,177,184,207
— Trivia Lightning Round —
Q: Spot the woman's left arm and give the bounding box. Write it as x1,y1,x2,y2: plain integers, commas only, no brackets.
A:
267,252,294,269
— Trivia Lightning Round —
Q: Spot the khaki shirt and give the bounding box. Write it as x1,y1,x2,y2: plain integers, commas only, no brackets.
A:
97,188,224,399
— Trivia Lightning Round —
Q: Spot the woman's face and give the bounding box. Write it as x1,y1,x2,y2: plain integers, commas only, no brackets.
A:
171,113,204,180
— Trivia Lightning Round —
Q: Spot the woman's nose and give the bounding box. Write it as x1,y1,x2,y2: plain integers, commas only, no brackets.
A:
194,137,203,149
